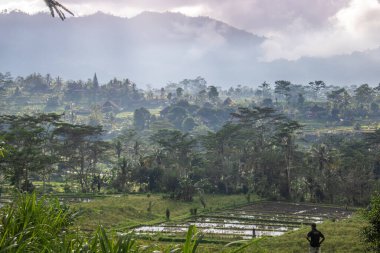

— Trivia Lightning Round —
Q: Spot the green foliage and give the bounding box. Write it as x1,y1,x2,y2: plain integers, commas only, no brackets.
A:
208,86,219,101
53,123,108,193
70,226,138,253
182,117,197,132
182,225,203,253
0,137,7,158
73,194,247,231
224,239,262,253
0,114,62,190
361,192,380,252
1,193,246,252
0,193,153,252
133,108,151,130
0,192,75,252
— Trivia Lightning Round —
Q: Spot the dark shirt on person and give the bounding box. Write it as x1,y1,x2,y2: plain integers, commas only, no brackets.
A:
307,229,325,247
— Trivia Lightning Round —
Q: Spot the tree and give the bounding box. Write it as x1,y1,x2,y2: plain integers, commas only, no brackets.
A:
197,89,207,104
361,192,380,252
160,87,166,99
24,73,49,92
0,114,62,191
227,107,302,198
182,117,197,132
167,92,173,101
53,123,106,192
176,87,184,98
308,80,326,101
354,84,374,107
297,93,305,106
151,129,196,178
274,80,291,103
327,88,352,120
112,157,131,193
308,144,333,202
166,106,189,129
208,86,219,102
259,81,271,99
150,129,199,200
274,120,302,198
93,73,99,89
133,107,151,130
371,102,380,115
202,123,241,194
0,72,13,86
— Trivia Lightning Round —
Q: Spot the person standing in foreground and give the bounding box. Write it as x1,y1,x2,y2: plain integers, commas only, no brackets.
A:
306,223,325,253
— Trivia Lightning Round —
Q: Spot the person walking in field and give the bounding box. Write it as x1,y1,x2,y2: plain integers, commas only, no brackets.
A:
306,223,325,253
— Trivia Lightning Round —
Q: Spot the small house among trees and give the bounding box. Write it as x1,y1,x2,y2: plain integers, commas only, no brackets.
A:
102,100,122,113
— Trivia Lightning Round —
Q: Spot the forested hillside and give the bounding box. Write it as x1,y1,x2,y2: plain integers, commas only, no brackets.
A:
1,73,379,205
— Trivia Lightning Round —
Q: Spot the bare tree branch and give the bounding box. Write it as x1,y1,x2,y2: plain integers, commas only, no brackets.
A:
44,0,74,20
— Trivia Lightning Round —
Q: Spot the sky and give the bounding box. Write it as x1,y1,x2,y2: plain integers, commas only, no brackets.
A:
1,0,380,61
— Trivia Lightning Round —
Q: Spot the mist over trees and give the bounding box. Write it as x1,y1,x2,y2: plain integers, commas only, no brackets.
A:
1,71,380,205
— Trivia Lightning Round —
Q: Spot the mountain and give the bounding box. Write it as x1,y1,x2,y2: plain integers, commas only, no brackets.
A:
0,11,379,87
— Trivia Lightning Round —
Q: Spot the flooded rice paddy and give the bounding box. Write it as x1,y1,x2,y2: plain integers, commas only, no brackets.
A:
134,201,353,240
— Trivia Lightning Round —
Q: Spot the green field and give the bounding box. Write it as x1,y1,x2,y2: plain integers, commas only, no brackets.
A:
68,194,368,252
115,108,162,119
116,111,134,119
71,194,249,231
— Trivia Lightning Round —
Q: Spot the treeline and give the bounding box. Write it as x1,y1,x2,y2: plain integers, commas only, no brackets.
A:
1,107,379,205
0,72,145,108
3,72,380,130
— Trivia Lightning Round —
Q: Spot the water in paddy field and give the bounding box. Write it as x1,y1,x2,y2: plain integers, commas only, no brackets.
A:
133,201,353,240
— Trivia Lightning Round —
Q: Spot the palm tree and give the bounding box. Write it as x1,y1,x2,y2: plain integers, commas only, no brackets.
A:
312,144,331,172
44,0,73,20
309,144,333,202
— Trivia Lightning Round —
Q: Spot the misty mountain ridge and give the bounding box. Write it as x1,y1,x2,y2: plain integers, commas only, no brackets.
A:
0,11,379,87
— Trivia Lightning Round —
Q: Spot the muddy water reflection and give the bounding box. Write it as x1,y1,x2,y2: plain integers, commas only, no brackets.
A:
133,201,353,240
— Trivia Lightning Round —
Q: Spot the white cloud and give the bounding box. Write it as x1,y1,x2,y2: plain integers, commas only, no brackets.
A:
2,0,380,61
0,0,45,13
260,0,380,61
170,5,208,17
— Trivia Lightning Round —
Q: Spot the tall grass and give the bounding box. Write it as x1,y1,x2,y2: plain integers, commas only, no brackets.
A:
60,226,141,253
0,192,75,252
0,193,255,252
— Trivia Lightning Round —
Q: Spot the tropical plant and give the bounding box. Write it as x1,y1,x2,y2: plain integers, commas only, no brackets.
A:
361,192,380,252
0,192,76,252
181,225,203,253
67,226,139,253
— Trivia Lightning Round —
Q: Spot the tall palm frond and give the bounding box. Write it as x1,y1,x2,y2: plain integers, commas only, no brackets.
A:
44,0,74,20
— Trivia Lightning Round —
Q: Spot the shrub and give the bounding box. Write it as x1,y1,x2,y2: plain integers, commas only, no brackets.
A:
361,192,380,252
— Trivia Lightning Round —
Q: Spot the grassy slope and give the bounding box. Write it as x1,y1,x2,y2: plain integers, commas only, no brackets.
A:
245,216,366,253
71,194,248,231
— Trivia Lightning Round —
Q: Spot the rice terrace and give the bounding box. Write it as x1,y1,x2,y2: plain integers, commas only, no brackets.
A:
134,201,353,240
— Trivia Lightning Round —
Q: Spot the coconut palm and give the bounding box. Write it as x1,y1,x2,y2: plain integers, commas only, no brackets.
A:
44,0,74,20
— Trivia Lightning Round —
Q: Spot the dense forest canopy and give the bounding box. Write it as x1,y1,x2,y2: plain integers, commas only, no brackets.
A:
1,72,380,205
